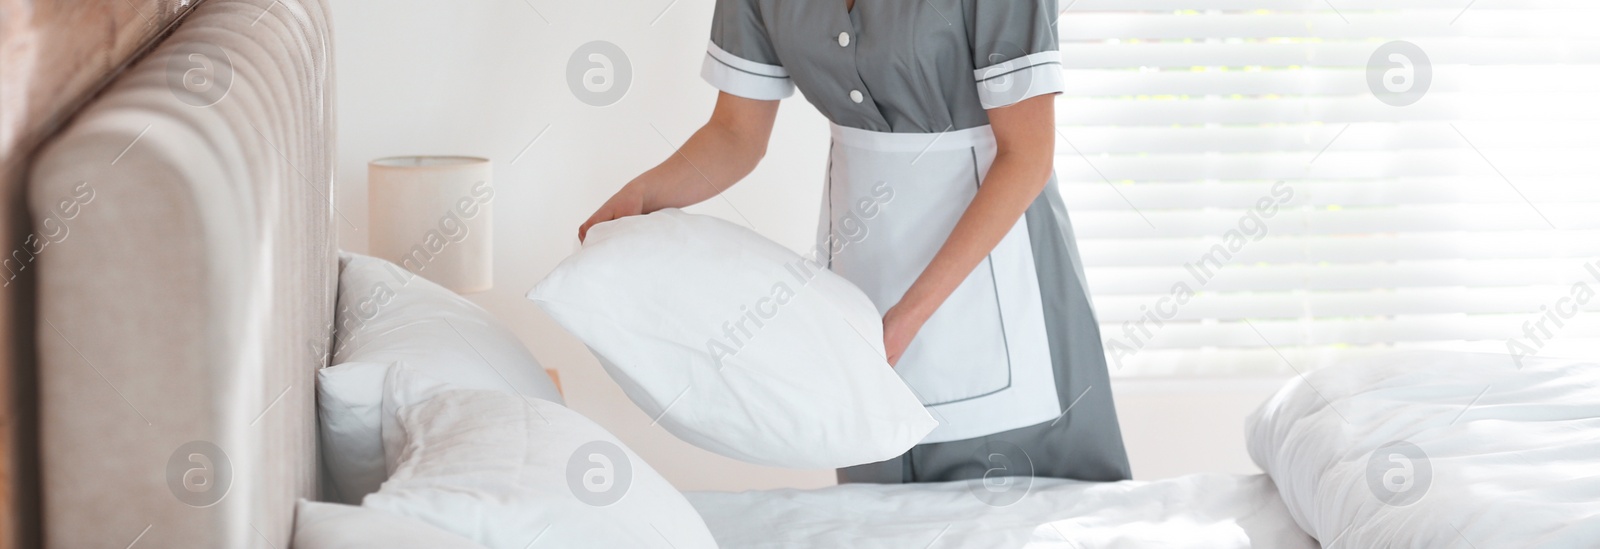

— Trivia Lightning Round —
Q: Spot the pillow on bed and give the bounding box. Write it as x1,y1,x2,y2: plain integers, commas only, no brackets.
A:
315,361,390,505
318,252,562,504
1246,351,1600,548
527,209,936,469
364,366,718,549
293,499,485,549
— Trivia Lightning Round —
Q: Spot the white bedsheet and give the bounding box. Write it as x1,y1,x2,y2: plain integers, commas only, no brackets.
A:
686,473,1314,548
1247,351,1600,548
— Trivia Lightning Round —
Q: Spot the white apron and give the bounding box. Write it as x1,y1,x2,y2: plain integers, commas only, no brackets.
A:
820,124,1062,444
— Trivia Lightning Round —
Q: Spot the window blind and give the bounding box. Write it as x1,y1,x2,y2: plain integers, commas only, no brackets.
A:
1055,0,1600,377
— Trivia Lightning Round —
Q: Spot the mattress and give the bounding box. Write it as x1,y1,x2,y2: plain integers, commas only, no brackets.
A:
686,473,1316,548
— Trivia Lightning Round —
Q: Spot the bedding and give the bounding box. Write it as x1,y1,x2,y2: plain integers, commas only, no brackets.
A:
687,473,1315,548
528,209,936,468
292,500,485,548
315,361,392,505
1247,351,1600,548
332,253,561,404
320,252,562,504
364,366,718,549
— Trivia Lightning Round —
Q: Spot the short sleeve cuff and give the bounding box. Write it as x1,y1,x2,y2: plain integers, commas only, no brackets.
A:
973,50,1065,109
701,41,795,101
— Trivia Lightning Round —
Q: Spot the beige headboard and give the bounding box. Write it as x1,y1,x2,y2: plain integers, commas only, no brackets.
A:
26,0,334,546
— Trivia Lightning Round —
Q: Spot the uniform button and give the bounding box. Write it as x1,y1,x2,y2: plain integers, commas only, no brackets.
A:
838,32,851,47
849,90,864,103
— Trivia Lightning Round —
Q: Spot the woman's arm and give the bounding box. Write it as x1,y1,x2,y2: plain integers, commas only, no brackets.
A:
883,95,1056,365
579,92,780,241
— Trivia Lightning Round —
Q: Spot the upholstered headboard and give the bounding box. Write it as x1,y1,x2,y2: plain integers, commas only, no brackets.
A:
26,0,334,546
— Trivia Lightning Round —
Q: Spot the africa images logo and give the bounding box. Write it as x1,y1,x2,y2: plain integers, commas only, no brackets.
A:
567,441,632,506
167,41,234,108
567,41,632,107
166,441,233,507
1367,41,1431,107
1365,440,1432,506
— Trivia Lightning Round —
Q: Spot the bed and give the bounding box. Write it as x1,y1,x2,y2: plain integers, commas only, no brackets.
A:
1248,351,1600,548
688,473,1314,548
23,0,1600,547
684,352,1600,549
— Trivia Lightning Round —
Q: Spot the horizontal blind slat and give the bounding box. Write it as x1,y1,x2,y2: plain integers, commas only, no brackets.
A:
1084,259,1600,294
1078,232,1600,266
1058,41,1600,68
1054,155,1600,175
1102,315,1600,349
1052,149,1600,182
1063,1,1596,11
1059,12,1600,40
1056,94,1600,126
1093,286,1600,322
1107,339,1600,377
1052,123,1600,154
1060,67,1600,96
1059,179,1600,209
1071,206,1600,237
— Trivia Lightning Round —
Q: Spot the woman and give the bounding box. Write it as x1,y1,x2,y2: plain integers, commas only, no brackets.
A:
580,0,1130,484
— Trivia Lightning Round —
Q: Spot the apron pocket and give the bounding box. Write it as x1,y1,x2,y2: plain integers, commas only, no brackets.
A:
894,257,1014,405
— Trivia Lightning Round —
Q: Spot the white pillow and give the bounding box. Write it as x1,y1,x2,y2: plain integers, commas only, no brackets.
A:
315,361,390,504
364,366,718,549
293,499,485,549
527,209,936,468
318,253,561,504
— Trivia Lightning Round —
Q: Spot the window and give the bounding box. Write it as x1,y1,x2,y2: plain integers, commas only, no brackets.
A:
1056,1,1600,377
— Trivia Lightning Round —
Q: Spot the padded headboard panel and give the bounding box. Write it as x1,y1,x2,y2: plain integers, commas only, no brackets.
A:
25,0,334,547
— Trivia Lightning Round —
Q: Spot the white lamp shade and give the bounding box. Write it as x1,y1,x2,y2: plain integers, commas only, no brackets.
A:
368,156,493,293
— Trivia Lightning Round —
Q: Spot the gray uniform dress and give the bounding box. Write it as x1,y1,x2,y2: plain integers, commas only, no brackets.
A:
702,0,1132,484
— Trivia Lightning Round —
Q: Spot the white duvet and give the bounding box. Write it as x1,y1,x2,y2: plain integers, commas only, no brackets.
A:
1247,351,1600,548
687,473,1315,548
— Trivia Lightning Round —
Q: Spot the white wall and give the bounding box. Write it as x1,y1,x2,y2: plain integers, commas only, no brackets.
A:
330,0,1274,491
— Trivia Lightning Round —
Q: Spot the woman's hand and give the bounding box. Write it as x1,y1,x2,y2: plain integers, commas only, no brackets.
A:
882,301,933,367
578,183,648,242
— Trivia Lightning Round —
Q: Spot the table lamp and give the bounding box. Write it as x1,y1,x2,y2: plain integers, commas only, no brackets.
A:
367,155,493,293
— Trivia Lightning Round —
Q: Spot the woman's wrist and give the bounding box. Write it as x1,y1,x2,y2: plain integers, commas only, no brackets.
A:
624,178,661,214
891,288,939,326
